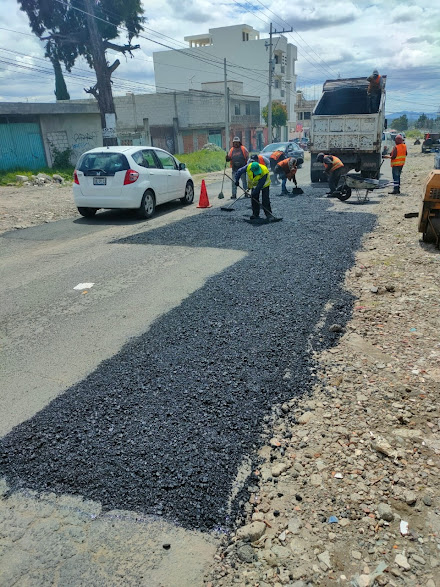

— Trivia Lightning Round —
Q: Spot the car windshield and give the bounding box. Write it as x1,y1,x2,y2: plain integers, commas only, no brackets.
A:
77,152,129,176
262,143,287,153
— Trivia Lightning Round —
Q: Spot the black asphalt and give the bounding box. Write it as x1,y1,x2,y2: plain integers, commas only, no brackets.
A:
0,189,376,532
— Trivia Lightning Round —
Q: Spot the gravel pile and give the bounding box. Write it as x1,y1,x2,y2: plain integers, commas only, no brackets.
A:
0,191,376,532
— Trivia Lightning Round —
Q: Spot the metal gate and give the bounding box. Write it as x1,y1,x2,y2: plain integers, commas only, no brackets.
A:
208,130,222,148
0,121,47,170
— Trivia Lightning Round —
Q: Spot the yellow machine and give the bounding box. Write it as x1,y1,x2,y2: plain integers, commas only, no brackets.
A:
418,170,440,246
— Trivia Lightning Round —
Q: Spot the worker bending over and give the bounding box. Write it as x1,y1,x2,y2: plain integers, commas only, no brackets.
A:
274,157,299,195
316,152,344,196
235,161,275,221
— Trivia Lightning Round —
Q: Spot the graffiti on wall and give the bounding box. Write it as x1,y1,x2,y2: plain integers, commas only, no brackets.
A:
71,130,98,161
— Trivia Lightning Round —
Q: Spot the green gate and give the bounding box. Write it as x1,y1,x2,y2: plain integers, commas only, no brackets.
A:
208,130,222,148
0,121,47,170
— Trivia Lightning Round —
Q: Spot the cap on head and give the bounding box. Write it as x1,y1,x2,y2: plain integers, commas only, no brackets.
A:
395,134,404,144
250,154,259,162
316,152,325,163
372,69,379,76
250,162,261,175
232,136,241,144
288,157,297,169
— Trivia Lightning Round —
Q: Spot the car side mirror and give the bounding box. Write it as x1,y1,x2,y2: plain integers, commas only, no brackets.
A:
179,162,186,170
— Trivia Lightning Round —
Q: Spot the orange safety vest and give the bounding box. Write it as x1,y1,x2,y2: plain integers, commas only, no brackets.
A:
257,155,267,165
228,145,248,168
391,143,407,167
270,150,284,161
324,156,344,172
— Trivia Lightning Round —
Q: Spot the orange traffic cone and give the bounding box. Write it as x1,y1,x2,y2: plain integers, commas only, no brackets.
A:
196,180,212,208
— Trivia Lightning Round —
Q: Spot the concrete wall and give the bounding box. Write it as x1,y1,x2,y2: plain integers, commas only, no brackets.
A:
40,113,102,165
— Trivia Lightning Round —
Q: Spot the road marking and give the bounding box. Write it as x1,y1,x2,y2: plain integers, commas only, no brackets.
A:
73,282,95,290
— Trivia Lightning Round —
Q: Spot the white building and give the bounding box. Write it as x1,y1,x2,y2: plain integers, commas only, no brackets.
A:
153,24,297,139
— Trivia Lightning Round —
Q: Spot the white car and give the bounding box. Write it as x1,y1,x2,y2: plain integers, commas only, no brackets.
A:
73,146,194,218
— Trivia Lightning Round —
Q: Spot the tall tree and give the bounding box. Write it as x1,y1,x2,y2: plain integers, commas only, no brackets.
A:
393,114,408,132
261,102,288,141
18,0,145,145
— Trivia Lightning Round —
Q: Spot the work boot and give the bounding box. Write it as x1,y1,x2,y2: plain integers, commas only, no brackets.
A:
230,195,237,199
388,189,399,194
281,190,289,195
250,214,260,220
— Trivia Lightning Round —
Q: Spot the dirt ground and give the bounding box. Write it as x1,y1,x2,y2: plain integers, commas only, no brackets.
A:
0,171,226,235
206,144,440,586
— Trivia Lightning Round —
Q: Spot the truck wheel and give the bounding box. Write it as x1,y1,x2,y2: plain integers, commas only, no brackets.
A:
423,216,440,244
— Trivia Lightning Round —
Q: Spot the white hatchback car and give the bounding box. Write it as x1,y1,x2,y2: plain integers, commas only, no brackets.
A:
73,146,194,218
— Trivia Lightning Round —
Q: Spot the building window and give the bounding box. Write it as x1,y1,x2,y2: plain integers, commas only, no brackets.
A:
242,32,249,41
304,112,311,120
235,104,240,115
274,80,280,89
245,104,251,115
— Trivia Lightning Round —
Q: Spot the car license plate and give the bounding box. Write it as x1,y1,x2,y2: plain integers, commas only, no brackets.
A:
93,177,107,185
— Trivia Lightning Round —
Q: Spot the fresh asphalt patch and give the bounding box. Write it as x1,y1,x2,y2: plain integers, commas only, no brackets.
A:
0,191,376,532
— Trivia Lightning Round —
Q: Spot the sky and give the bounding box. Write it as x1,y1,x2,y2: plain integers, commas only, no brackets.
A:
0,0,439,116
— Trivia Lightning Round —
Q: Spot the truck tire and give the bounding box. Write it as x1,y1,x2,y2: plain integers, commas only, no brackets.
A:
422,215,440,244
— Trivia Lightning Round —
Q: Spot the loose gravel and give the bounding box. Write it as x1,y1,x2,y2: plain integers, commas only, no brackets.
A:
0,189,376,532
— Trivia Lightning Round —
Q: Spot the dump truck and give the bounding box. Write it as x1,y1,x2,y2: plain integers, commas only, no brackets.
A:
309,76,387,182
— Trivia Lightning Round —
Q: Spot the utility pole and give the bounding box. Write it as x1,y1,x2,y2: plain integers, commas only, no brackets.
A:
267,23,293,144
268,23,273,144
224,58,229,150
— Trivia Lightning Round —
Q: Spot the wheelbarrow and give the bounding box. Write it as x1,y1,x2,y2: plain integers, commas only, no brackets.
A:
333,173,392,203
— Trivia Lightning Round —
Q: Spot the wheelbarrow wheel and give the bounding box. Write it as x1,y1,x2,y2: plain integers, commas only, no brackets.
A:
335,186,352,201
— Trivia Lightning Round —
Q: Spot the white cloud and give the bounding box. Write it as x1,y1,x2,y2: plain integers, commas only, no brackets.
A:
0,0,439,113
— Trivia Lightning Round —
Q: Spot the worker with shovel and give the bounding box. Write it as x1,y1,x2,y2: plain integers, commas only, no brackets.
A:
274,157,302,195
226,136,249,199
235,161,275,221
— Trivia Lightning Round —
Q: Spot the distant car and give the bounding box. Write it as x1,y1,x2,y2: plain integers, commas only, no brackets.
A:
260,141,305,166
73,146,194,218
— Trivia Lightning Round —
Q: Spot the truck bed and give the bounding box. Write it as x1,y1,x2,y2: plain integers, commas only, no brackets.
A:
312,115,381,152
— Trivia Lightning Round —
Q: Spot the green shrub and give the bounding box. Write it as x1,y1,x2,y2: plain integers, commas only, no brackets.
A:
175,149,226,175
51,146,73,168
405,129,423,139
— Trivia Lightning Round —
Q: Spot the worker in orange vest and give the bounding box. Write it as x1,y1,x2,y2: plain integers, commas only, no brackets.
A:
274,157,299,195
367,69,384,113
249,153,270,168
316,153,344,196
269,149,287,185
226,136,249,199
383,134,407,194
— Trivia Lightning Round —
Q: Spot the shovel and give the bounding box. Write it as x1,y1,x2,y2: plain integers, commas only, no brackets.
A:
291,186,304,195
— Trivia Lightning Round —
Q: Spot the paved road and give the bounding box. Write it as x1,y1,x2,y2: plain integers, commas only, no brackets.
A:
0,166,380,585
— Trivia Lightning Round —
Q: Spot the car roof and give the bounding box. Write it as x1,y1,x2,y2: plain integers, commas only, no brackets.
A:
81,146,171,155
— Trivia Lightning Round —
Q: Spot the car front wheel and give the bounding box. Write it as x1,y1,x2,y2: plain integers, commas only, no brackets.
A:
77,207,98,217
180,181,194,205
138,190,156,219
